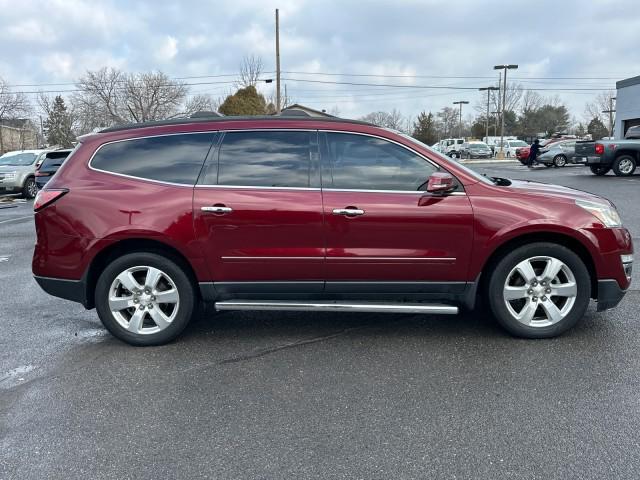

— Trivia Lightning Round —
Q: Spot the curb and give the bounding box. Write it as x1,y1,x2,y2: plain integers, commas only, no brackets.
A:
459,159,521,165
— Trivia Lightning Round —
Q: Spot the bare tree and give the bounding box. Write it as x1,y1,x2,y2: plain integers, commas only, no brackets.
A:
0,77,31,152
72,68,204,134
360,109,409,133
474,82,523,116
521,90,544,113
584,90,616,124
236,55,264,88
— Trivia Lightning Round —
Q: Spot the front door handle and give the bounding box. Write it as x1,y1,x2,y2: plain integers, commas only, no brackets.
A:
201,205,233,214
332,207,365,217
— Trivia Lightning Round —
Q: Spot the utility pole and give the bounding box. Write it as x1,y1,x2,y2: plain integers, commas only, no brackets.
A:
491,111,500,136
493,64,518,158
275,8,281,114
602,96,616,138
453,101,469,138
479,86,499,141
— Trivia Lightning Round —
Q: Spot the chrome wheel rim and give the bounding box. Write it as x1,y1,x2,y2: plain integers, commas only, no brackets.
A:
555,156,566,167
108,266,180,335
503,256,577,328
27,180,37,197
619,158,634,174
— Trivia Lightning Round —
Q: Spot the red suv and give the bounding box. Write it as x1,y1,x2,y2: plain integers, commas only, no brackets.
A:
33,116,633,345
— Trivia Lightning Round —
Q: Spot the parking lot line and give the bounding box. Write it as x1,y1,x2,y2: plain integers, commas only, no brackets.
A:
0,215,33,225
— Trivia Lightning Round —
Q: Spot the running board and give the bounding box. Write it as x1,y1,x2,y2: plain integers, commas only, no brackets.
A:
214,300,458,315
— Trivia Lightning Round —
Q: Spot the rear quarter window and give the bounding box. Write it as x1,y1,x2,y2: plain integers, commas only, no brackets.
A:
91,133,217,185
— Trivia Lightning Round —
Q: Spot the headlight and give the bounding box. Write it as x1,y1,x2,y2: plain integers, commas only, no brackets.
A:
576,199,622,227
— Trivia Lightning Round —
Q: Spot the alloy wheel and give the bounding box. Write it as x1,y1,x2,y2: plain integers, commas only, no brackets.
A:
108,266,180,335
503,256,577,328
618,158,634,175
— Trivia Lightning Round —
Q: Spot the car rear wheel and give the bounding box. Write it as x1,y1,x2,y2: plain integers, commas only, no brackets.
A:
553,155,567,167
95,252,196,346
613,155,636,177
22,177,37,199
487,243,590,338
589,165,610,176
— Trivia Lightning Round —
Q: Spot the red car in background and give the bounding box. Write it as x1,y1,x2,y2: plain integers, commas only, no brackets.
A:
32,115,633,345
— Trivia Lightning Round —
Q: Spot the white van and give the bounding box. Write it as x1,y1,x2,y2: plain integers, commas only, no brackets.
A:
438,138,465,158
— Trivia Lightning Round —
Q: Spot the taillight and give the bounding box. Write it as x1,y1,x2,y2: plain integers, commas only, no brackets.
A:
595,144,604,155
35,171,51,177
34,189,68,211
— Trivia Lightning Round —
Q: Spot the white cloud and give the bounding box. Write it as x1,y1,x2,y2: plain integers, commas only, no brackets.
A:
155,35,179,62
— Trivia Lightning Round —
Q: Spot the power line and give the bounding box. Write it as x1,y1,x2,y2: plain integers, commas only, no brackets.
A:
281,77,613,92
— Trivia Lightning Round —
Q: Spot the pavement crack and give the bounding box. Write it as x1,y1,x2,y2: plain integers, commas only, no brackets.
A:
217,327,359,365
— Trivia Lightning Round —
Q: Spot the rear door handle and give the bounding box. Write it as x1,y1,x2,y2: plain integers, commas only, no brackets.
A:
332,207,365,217
201,205,233,214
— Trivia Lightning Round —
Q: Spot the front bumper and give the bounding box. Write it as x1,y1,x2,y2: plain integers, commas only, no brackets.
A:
597,279,627,311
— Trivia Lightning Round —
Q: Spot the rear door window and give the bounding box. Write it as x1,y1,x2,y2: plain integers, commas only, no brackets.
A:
91,133,217,185
209,130,318,188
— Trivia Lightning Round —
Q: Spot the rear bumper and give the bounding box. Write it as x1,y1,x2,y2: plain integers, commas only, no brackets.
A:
585,156,607,165
34,275,91,308
597,279,627,312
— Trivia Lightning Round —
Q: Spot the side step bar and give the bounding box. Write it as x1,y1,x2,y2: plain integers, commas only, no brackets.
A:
215,300,458,315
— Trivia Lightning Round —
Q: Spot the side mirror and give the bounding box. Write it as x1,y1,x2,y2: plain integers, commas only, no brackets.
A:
426,172,456,194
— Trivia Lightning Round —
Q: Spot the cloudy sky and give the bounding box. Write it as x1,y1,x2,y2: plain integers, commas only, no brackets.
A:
1,0,639,123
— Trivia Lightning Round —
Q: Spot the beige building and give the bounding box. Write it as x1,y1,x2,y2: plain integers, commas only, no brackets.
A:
0,119,39,154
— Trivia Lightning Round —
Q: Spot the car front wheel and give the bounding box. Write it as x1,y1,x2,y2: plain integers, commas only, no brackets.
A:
487,243,591,338
95,252,196,346
22,177,37,199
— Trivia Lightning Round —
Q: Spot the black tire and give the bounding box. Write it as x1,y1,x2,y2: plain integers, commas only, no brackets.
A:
95,252,197,346
22,176,37,199
612,155,636,177
553,155,567,168
487,243,591,339
589,165,610,176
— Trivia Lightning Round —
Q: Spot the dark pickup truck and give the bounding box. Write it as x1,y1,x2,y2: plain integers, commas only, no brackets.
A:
576,126,640,176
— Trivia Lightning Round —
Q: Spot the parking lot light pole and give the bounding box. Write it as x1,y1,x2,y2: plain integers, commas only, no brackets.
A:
493,64,518,159
479,87,499,141
453,101,469,139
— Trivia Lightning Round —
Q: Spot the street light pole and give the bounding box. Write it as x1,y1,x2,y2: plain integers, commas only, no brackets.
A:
491,111,500,136
493,64,518,159
453,101,469,138
479,86,499,141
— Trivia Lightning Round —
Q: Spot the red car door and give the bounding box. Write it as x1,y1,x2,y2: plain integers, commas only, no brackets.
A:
320,132,474,292
193,130,325,294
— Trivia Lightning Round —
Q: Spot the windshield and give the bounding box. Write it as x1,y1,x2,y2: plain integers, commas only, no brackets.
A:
399,134,494,185
509,141,528,147
469,143,489,149
0,152,37,166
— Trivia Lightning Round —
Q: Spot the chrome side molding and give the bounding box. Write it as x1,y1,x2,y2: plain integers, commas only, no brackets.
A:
214,300,458,315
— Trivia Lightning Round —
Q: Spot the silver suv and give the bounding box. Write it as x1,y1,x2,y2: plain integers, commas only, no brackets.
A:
0,149,48,198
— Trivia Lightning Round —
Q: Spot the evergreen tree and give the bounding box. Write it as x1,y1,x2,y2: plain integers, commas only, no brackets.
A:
218,86,267,116
587,117,609,140
43,96,75,147
412,111,438,145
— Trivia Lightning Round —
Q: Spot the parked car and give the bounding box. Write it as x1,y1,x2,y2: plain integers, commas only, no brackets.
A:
0,149,49,198
515,145,530,164
459,141,492,159
33,116,633,345
437,138,465,158
494,140,529,158
35,149,74,189
536,140,585,167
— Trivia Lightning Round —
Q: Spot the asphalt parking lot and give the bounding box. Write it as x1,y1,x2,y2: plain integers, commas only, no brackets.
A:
1,164,640,479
